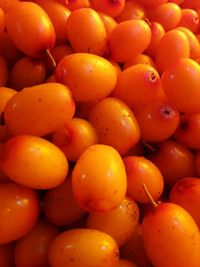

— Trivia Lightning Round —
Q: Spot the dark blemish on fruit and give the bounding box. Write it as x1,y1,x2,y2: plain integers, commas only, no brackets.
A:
163,107,171,116
0,112,5,126
194,16,199,23
113,190,117,194
38,98,42,102
160,105,175,119
149,71,158,83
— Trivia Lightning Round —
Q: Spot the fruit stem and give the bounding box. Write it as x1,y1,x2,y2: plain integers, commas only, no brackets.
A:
142,141,156,152
142,183,158,209
45,49,56,71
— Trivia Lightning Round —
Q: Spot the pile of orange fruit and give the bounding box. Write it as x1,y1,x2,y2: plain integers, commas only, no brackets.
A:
1,0,200,267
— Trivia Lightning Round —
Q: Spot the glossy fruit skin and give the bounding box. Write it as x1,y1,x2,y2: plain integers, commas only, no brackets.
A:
48,228,120,267
174,113,200,150
169,177,200,228
123,156,164,203
4,83,75,136
14,219,59,267
162,58,200,113
145,22,165,59
86,197,139,247
108,19,151,62
43,178,86,227
99,12,117,38
142,202,200,267
35,0,71,45
176,27,200,60
66,8,107,56
178,9,199,33
56,53,117,102
112,64,161,112
72,144,127,212
148,140,196,187
0,183,39,245
52,117,98,161
155,29,190,73
89,97,140,155
148,3,181,31
6,1,55,57
0,135,69,189
135,99,180,142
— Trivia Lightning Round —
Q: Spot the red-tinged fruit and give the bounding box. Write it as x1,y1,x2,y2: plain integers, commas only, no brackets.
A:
115,0,146,23
155,29,190,74
34,0,71,45
43,178,86,227
14,219,59,267
67,0,90,11
113,64,161,112
120,223,152,267
174,113,200,150
135,99,180,142
145,22,165,59
178,9,199,33
137,0,168,8
148,140,196,187
142,202,200,267
0,243,14,267
176,27,200,60
162,58,200,113
52,118,98,162
6,1,56,57
123,156,164,203
117,259,139,267
169,177,200,229
90,0,125,18
147,3,182,31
